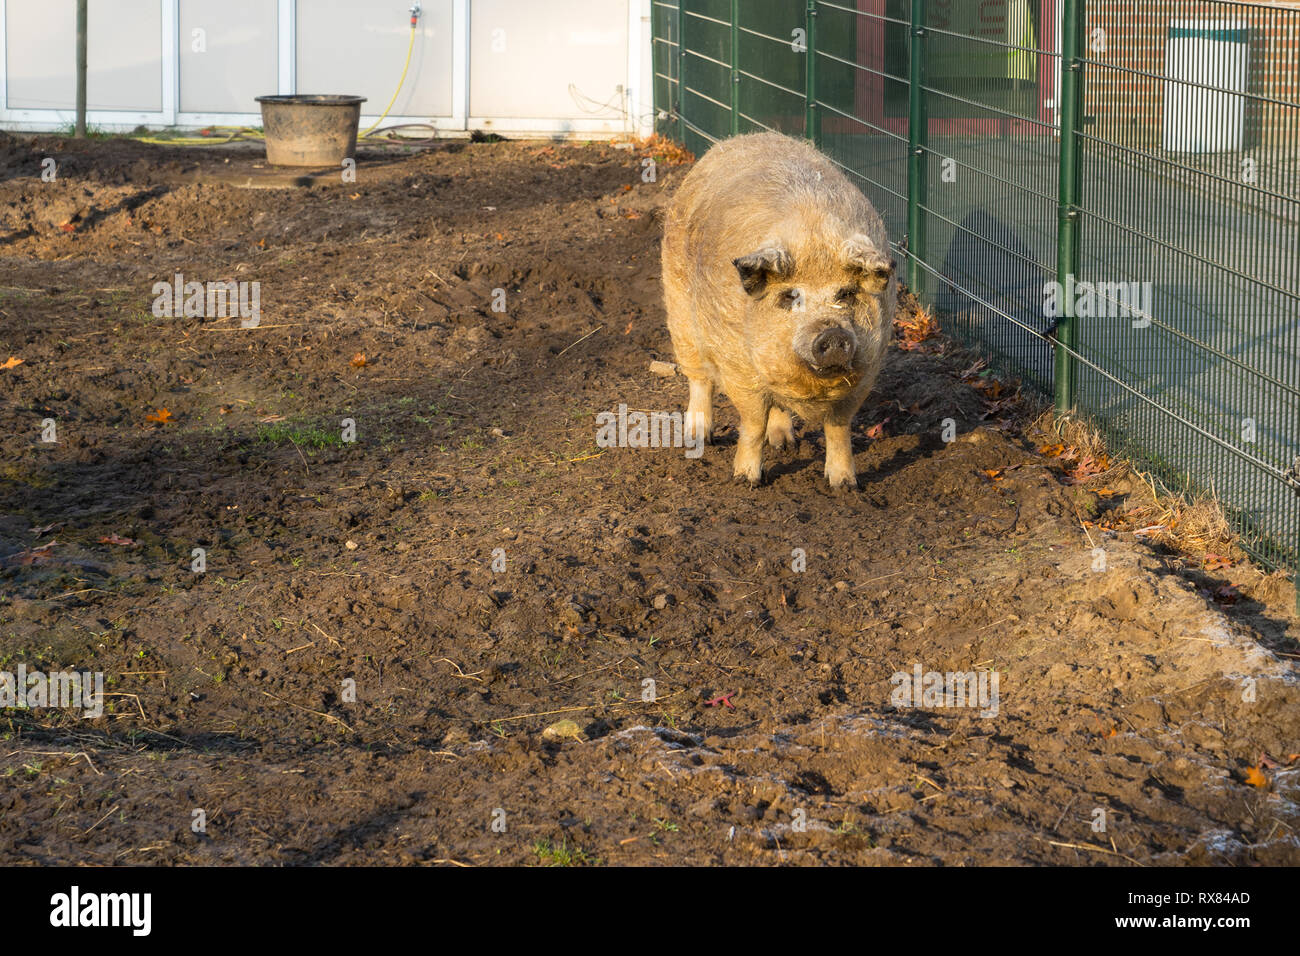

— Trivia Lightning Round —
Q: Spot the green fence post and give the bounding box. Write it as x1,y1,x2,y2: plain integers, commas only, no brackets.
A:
1054,0,1085,414
677,3,685,144
805,0,820,147
906,0,928,300
730,0,740,136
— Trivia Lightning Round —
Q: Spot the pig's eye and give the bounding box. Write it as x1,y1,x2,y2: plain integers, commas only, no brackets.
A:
835,286,858,305
776,289,803,310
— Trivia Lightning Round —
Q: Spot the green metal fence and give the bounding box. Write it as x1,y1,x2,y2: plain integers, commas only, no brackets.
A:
653,0,1300,597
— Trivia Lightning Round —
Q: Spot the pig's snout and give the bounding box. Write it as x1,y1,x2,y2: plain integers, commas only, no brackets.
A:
809,326,855,369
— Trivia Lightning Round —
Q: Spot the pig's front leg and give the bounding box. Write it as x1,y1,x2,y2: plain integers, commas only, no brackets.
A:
731,389,771,487
823,406,858,490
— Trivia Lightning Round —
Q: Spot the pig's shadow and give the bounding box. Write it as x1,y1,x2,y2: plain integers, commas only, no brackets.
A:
855,436,944,484
713,423,940,485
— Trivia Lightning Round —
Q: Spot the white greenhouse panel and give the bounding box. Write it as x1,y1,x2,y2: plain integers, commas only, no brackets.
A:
179,0,278,114
0,1,651,137
296,0,454,118
6,0,163,111
469,0,629,124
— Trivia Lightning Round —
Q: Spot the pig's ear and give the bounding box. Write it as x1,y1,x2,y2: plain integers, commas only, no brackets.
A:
843,235,894,294
733,243,793,296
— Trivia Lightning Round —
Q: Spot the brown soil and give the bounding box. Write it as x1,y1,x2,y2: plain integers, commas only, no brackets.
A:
1,132,1298,866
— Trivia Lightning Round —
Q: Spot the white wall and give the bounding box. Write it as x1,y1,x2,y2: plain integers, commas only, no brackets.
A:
0,0,654,138
179,0,278,114
6,0,163,111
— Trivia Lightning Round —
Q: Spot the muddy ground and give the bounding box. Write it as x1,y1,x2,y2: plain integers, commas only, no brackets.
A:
0,131,1297,866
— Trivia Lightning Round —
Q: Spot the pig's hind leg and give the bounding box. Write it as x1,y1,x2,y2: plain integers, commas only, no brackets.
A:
666,304,715,445
765,407,796,450
664,275,715,445
684,376,715,446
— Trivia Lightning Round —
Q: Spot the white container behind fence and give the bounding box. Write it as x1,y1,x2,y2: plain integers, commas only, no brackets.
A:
1162,19,1249,153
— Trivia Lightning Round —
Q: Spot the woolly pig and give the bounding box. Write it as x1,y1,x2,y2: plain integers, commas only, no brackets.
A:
661,132,896,488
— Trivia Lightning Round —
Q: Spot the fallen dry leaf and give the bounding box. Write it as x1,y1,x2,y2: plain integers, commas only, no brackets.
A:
1062,454,1109,484
350,352,368,368
1038,442,1065,458
1,356,23,369
145,408,174,424
980,468,1005,482
4,541,58,567
1244,764,1269,788
894,308,939,349
1203,553,1233,572
631,133,694,166
866,419,890,440
98,534,138,547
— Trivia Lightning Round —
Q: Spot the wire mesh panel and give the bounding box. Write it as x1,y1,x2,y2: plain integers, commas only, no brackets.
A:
736,1,809,136
813,2,911,253
912,0,1061,392
652,0,1300,588
1075,0,1299,570
679,0,735,153
652,0,682,139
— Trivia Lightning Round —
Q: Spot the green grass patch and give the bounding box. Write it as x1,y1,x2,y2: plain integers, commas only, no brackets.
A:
254,422,344,449
531,839,600,867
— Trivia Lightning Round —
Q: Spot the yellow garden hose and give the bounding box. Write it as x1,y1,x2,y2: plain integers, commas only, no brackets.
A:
134,126,261,146
360,13,418,137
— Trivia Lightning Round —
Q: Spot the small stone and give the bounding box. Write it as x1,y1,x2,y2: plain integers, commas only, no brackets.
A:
345,540,358,550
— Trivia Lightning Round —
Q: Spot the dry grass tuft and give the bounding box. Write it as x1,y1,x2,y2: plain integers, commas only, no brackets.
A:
1029,408,1294,611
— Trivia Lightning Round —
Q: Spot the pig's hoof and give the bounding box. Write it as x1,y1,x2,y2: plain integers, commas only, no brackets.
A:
826,473,859,492
732,468,765,488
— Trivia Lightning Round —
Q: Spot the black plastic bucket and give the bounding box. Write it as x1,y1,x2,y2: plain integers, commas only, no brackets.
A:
254,94,367,167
